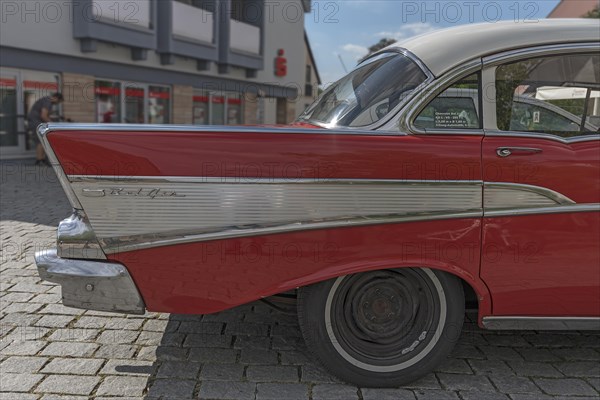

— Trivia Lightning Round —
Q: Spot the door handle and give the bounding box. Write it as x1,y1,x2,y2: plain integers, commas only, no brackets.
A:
496,147,542,158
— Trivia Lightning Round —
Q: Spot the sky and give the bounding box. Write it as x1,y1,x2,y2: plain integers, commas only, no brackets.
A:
305,0,561,85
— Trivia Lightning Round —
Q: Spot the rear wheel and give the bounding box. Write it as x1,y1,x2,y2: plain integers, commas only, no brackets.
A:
297,268,464,387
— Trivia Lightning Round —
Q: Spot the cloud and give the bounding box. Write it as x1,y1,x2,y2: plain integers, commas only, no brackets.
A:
340,43,369,61
376,22,436,40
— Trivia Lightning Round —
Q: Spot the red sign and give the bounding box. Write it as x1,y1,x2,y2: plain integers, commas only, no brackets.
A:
193,96,209,103
275,49,287,77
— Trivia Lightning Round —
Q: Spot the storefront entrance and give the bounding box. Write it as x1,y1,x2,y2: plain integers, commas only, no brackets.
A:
0,68,60,158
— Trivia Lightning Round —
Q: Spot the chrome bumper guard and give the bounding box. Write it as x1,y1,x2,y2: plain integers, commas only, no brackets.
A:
35,249,145,314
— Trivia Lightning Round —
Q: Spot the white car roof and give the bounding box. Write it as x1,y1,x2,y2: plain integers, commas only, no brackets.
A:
391,19,600,77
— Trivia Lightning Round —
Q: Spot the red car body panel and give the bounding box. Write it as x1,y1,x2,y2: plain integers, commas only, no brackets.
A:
47,129,491,318
110,218,487,315
481,136,600,316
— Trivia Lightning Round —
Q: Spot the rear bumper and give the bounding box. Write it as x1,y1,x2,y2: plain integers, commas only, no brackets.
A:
35,249,145,314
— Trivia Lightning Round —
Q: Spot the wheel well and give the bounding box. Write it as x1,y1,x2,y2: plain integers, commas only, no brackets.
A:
461,279,478,311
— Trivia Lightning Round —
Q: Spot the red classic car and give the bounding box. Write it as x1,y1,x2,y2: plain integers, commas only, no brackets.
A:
36,19,599,387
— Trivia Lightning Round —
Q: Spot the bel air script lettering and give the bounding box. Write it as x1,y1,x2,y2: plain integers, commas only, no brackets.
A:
82,188,186,199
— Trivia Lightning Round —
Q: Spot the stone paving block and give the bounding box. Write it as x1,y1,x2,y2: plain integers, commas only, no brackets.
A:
188,347,237,363
478,346,524,361
39,304,84,316
400,373,441,390
300,364,341,384
489,375,541,394
0,393,39,400
0,373,43,392
94,344,138,359
35,375,100,396
518,348,561,362
0,340,46,356
225,322,270,336
414,390,459,400
437,373,496,392
468,359,514,376
95,376,148,397
47,328,99,342
239,349,278,365
361,388,416,400
280,350,312,365
247,365,299,382
34,315,75,328
156,360,201,379
198,381,256,400
40,342,97,358
555,361,600,377
551,348,600,361
435,358,473,374
458,391,510,400
534,377,597,396
508,360,563,377
200,364,245,381
183,333,232,348
234,335,271,350
96,329,139,344
99,359,155,376
311,384,359,400
103,318,145,330
40,357,104,375
0,356,48,373
178,321,223,335
256,383,309,400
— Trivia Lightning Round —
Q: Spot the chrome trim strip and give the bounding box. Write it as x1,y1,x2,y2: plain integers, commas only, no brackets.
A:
40,122,391,136
485,129,599,144
483,316,600,331
37,124,83,209
484,182,575,207
485,203,600,218
68,178,484,247
482,43,600,68
35,248,145,314
68,175,482,185
57,210,106,260
99,210,483,254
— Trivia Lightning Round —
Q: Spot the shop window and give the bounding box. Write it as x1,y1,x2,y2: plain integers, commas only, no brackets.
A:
95,80,171,124
149,86,171,124
193,90,244,125
193,92,209,125
227,94,242,125
96,81,122,123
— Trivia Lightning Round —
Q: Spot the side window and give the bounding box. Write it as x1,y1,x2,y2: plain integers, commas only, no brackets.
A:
414,73,481,130
496,53,600,137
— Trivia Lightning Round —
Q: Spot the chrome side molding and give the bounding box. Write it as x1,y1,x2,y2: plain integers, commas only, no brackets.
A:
483,316,600,331
35,249,145,315
57,210,106,260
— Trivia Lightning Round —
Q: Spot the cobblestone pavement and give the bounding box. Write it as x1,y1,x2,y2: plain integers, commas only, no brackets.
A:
1,160,599,400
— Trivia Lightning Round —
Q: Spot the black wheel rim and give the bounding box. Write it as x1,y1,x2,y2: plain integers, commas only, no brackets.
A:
329,269,443,368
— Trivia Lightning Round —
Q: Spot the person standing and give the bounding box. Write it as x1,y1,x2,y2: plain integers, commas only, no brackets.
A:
28,92,64,166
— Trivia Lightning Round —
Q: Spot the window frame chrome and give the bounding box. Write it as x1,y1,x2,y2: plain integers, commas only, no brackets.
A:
481,42,600,143
298,48,435,132
399,58,485,136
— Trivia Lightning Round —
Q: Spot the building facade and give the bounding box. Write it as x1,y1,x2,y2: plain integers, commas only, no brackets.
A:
548,0,599,17
0,0,320,158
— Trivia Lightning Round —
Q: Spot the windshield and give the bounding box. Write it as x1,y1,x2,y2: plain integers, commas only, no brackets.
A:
297,52,428,127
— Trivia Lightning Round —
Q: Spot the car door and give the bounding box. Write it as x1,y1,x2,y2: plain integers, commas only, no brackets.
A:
481,48,600,319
